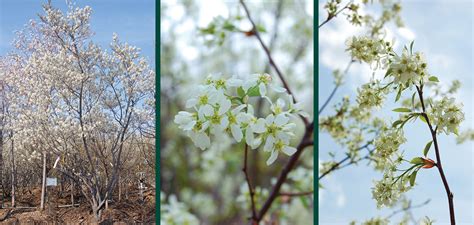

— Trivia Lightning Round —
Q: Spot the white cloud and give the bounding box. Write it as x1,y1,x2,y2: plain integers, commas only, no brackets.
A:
397,27,416,41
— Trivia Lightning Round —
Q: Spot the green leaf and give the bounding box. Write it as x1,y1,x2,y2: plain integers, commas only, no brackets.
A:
410,157,424,165
395,86,402,102
256,24,266,33
409,170,418,186
237,87,246,98
392,108,412,113
247,86,260,97
428,76,439,82
411,92,416,108
423,141,433,157
419,114,427,123
299,196,310,208
392,120,403,128
409,40,415,54
223,21,236,31
384,68,393,78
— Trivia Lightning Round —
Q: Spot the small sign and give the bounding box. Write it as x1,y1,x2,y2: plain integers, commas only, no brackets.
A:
46,177,57,186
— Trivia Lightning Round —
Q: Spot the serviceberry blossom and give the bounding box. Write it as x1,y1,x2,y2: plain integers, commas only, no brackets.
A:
373,129,406,164
429,97,464,135
356,81,386,109
174,73,308,165
346,36,392,67
372,168,411,208
388,49,428,86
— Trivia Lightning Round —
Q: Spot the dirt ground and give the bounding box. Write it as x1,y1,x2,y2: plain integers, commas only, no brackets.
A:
0,187,155,224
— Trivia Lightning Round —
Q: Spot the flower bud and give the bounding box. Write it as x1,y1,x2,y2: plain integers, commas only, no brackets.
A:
422,158,435,169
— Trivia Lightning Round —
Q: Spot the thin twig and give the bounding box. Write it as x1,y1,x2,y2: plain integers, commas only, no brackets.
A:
242,144,258,223
239,0,309,126
386,199,431,219
278,191,313,197
319,1,353,28
319,60,354,114
256,122,313,222
318,142,372,180
416,85,455,224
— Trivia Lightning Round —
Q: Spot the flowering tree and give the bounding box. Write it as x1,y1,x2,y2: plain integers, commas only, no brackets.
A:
319,0,472,224
0,2,154,221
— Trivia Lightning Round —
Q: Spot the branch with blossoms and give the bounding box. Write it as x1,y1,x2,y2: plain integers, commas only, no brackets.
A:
347,35,462,223
319,1,472,224
175,1,314,224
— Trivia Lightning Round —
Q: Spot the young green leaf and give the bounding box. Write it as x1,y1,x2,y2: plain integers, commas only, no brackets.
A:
392,108,412,113
411,92,416,108
409,40,415,54
384,68,393,78
423,141,433,157
237,87,246,98
410,157,424,165
247,86,261,97
409,170,418,186
395,86,402,102
419,114,427,123
428,76,439,82
392,120,403,128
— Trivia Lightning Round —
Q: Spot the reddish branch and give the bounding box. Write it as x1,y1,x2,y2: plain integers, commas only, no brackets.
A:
239,1,314,223
242,144,258,222
256,122,313,222
318,1,353,28
416,85,455,224
279,191,313,197
239,0,309,126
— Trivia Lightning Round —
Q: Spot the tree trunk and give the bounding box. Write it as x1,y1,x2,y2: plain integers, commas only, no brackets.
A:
40,151,47,210
118,182,121,202
70,179,74,206
9,137,15,208
0,129,3,209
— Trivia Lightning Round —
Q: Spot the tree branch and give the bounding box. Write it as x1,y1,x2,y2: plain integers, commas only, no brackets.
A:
386,199,431,220
278,191,313,197
319,142,373,180
239,0,309,126
416,85,455,224
319,1,352,29
256,121,313,222
242,144,258,223
319,60,354,114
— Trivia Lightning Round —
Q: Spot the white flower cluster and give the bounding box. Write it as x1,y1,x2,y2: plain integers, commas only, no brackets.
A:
373,129,406,164
161,194,200,225
372,169,411,208
356,81,386,109
389,49,428,86
174,74,308,165
429,97,464,135
346,36,392,67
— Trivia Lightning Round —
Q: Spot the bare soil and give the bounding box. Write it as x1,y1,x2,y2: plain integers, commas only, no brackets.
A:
0,187,155,224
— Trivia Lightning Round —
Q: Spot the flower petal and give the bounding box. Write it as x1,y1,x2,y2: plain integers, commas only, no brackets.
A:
259,83,266,96
185,98,197,108
263,136,274,152
231,124,243,142
271,85,286,93
282,146,297,156
252,118,266,133
274,114,289,126
266,150,278,165
218,99,231,115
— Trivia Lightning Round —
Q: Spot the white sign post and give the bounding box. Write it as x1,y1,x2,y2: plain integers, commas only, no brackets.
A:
46,177,57,186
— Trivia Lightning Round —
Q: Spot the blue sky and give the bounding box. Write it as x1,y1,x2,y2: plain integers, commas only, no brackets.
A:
0,0,155,67
319,0,473,224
